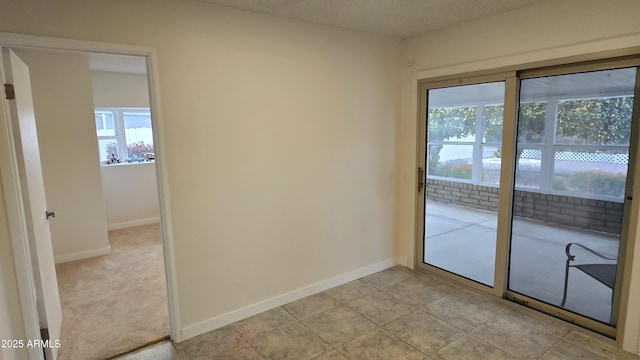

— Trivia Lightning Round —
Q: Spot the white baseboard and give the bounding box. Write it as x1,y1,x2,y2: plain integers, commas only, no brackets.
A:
54,245,111,264
107,217,160,231
180,256,406,341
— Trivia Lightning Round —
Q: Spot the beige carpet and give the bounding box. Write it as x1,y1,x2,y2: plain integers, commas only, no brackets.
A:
55,223,169,360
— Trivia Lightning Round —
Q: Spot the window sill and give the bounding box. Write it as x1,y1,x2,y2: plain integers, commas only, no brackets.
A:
100,160,155,167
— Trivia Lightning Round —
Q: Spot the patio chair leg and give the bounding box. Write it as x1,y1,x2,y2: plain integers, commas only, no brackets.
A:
561,258,571,307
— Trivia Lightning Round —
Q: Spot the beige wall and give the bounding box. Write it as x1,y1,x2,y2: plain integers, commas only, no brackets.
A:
91,71,150,108
100,163,160,229
398,0,640,353
14,49,110,263
92,70,160,228
0,0,401,340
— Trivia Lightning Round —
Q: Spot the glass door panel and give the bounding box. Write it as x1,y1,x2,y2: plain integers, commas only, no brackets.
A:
508,68,637,325
423,82,505,287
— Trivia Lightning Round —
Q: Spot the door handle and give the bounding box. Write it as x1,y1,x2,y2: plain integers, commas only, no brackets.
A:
418,167,424,192
45,210,57,220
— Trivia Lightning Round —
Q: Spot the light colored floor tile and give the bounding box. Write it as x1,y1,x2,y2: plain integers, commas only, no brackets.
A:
391,264,421,275
251,322,332,360
391,265,439,284
139,265,640,360
360,268,412,290
234,307,297,342
540,341,610,360
563,331,639,360
498,306,570,339
347,290,413,326
417,274,465,296
449,287,509,314
303,305,378,347
173,324,249,359
205,345,264,360
324,280,377,303
283,292,340,320
384,311,464,355
312,349,348,360
470,313,561,359
432,334,514,360
421,295,496,331
337,328,426,360
385,277,448,307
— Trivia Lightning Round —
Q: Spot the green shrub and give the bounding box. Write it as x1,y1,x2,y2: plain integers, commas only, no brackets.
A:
431,162,472,179
553,170,626,197
552,176,568,191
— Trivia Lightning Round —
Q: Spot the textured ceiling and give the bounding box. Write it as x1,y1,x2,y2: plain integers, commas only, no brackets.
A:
195,0,546,39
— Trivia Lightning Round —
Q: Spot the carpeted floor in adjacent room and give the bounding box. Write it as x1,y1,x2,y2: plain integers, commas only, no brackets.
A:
55,223,169,360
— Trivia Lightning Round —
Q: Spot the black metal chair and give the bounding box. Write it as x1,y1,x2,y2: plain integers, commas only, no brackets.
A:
561,242,617,307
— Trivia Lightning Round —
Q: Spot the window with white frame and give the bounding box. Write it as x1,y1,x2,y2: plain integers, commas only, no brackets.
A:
426,81,506,187
94,108,154,164
516,90,633,201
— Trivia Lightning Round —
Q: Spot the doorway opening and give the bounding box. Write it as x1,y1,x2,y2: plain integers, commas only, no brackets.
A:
0,41,173,360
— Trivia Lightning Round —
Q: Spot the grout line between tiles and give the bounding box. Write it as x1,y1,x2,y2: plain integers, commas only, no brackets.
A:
168,265,639,360
535,332,570,360
379,327,430,358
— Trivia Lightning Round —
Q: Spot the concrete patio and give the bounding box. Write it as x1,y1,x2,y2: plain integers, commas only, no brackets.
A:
424,201,620,324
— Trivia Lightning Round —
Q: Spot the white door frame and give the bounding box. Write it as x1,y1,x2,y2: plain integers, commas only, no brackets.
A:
0,32,181,351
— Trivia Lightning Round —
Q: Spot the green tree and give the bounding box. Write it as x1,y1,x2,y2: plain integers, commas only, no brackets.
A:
427,96,633,186
556,97,633,145
514,102,547,180
428,105,508,176
427,106,475,174
516,97,633,147
484,105,504,143
518,102,547,143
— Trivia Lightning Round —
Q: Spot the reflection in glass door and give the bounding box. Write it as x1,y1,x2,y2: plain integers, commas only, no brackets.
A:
423,82,505,286
508,68,637,325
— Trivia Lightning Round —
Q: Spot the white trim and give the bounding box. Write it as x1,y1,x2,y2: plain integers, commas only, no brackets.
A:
107,217,161,231
0,32,155,57
180,257,406,341
54,246,111,264
0,47,44,360
0,31,181,344
145,48,182,342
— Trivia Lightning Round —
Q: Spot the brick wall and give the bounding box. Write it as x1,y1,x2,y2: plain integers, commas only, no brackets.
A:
426,178,623,235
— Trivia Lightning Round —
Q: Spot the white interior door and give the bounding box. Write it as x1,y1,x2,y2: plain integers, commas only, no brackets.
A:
2,48,62,360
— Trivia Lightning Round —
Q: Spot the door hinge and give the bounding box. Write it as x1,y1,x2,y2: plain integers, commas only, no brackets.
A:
4,84,15,100
40,327,50,343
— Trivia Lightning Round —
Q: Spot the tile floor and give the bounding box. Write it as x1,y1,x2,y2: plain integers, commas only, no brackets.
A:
114,266,639,360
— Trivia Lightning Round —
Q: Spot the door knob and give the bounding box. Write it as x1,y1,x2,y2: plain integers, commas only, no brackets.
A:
45,210,57,220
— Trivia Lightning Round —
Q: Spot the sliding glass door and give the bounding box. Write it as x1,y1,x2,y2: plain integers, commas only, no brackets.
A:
421,80,505,287
417,59,640,337
508,67,637,328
